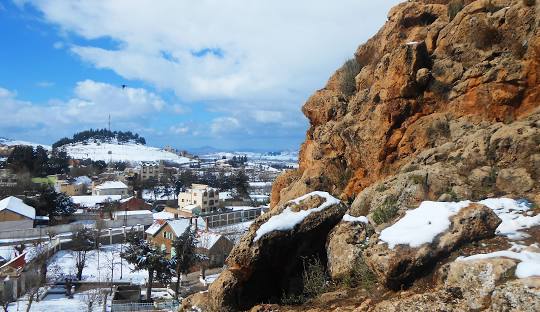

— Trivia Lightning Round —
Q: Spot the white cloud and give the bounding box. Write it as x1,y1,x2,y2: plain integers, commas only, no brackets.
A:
36,81,55,87
12,0,402,149
210,117,240,135
20,1,400,106
169,124,190,135
52,41,64,49
0,81,167,130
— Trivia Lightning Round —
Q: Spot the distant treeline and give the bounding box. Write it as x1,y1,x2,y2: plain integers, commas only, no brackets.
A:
52,128,146,148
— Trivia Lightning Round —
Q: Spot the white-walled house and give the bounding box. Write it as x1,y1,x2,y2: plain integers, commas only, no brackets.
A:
0,196,36,231
92,181,129,198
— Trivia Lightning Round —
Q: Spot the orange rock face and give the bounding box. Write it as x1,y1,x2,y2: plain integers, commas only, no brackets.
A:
271,0,540,208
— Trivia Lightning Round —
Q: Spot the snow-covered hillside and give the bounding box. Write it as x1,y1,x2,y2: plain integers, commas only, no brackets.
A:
60,142,192,164
200,150,298,162
0,137,51,150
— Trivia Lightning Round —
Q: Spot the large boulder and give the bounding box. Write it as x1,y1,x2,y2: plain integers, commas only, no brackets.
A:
490,279,540,312
440,258,517,310
207,191,347,311
326,214,373,280
363,203,501,289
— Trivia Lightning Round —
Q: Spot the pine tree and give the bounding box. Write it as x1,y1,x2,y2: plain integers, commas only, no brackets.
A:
170,228,205,299
121,238,173,300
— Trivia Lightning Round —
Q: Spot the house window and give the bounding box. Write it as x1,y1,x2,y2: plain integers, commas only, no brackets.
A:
163,231,167,238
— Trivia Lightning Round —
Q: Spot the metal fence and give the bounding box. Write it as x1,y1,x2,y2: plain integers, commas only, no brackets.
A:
111,300,179,312
204,207,264,228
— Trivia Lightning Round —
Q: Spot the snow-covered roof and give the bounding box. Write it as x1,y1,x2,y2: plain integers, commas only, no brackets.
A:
182,204,199,211
0,196,36,219
168,219,192,237
113,210,152,216
197,232,223,250
95,181,128,190
72,195,121,207
74,176,92,185
145,220,166,236
219,192,232,200
153,211,175,220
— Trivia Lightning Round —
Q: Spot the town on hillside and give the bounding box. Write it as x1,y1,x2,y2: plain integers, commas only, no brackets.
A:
0,134,295,310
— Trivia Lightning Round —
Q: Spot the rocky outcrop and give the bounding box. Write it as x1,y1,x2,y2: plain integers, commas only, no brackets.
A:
206,192,347,311
326,216,373,280
440,258,518,310
363,203,501,289
271,0,540,208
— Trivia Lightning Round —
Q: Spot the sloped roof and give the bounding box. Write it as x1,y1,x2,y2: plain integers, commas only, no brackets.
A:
0,197,36,219
95,181,128,190
167,219,192,237
145,220,166,236
197,232,224,250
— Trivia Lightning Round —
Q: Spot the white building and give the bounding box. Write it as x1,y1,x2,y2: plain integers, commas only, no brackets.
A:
92,181,129,198
178,184,219,215
0,196,36,231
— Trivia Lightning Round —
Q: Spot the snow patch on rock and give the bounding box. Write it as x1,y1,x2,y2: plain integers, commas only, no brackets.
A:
458,244,540,278
379,201,472,249
253,191,340,242
342,214,368,223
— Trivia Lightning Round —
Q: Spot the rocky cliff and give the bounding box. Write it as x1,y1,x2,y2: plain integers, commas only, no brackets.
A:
271,0,540,209
182,0,540,311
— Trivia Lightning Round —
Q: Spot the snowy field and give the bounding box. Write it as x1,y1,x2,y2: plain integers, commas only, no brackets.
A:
47,244,148,284
61,142,192,164
0,137,51,150
9,291,95,312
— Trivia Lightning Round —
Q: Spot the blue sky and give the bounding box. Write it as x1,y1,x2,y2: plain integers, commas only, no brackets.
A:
0,0,400,151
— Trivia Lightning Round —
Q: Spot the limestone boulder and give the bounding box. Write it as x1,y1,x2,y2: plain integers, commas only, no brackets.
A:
326,216,373,280
441,258,517,310
207,191,347,311
363,203,501,289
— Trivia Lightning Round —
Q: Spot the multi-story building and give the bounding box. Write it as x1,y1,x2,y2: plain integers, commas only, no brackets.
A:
138,161,164,181
177,184,219,215
54,180,86,196
0,169,18,188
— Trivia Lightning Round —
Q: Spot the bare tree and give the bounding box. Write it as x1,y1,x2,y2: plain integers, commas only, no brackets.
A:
71,228,96,280
81,289,104,312
24,274,45,312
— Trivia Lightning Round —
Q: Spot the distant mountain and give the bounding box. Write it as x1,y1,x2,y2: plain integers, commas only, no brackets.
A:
0,137,51,150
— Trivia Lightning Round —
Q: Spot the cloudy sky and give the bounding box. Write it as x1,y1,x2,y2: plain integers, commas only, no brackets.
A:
0,0,400,151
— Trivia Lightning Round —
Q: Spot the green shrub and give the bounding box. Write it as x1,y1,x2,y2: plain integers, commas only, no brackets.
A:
426,119,451,140
281,256,329,305
343,257,377,290
302,257,328,298
339,58,362,96
448,0,464,21
375,184,388,192
409,174,426,185
372,195,399,225
523,0,536,6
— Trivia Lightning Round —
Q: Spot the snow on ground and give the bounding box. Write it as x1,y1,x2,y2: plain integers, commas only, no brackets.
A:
249,181,273,188
342,214,368,223
142,187,177,201
253,191,340,242
9,291,92,312
47,244,148,285
61,142,192,164
379,198,540,249
458,243,540,278
478,198,540,239
0,137,51,150
379,201,472,249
